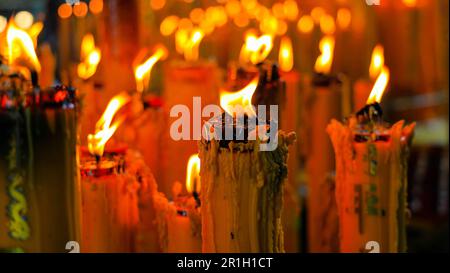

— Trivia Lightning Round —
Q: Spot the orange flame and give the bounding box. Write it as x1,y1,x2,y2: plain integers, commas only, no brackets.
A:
4,20,41,73
314,35,335,74
369,44,384,80
366,66,390,104
133,44,168,93
278,36,293,72
239,33,273,65
220,76,259,117
184,28,204,62
77,33,101,80
88,92,131,157
186,154,201,194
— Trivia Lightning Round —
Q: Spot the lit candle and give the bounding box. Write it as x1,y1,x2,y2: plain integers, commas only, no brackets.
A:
199,77,296,253
278,36,301,253
327,65,415,253
306,35,340,253
161,28,220,197
167,154,202,253
80,92,140,253
1,22,80,252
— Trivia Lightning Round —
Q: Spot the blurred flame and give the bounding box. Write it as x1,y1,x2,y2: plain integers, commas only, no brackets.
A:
4,20,41,73
133,44,168,93
239,34,273,65
28,22,43,47
337,8,351,30
314,35,335,74
369,44,384,80
77,33,101,80
297,15,314,34
186,154,201,194
367,66,390,104
220,76,258,117
184,29,204,62
88,92,131,157
279,36,293,72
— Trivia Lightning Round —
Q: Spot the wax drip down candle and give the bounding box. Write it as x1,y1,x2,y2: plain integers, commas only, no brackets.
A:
199,76,296,253
152,155,202,253
80,92,141,253
327,66,416,253
306,35,341,253
1,21,81,252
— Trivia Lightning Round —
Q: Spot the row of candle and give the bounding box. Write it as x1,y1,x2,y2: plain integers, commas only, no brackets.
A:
0,13,415,253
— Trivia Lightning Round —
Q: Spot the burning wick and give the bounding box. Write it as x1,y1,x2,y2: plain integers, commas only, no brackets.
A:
87,92,131,164
186,154,201,208
133,44,168,94
356,66,390,124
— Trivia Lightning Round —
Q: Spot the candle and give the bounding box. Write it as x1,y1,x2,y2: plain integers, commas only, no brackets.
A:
327,66,416,253
278,36,301,253
161,29,220,197
1,24,81,252
306,35,341,253
152,155,202,253
199,78,296,253
80,92,140,253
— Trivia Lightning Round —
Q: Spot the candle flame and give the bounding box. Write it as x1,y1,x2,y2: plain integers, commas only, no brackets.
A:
220,76,258,117
369,44,384,80
366,66,390,104
177,28,204,62
4,20,41,73
77,33,101,80
186,154,201,194
239,33,273,65
314,35,335,74
88,92,131,157
133,44,168,93
278,36,293,72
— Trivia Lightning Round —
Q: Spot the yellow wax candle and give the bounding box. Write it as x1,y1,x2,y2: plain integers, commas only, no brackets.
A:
327,117,415,253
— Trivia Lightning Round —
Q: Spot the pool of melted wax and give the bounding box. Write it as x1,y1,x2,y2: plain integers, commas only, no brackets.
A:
203,112,277,149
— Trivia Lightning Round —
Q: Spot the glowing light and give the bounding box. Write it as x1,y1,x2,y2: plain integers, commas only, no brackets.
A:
88,92,131,157
0,16,7,33
284,0,299,21
133,44,168,93
5,20,41,73
239,33,273,65
311,7,325,23
225,0,241,18
77,33,101,80
73,2,88,18
150,0,166,10
272,3,285,19
320,14,336,35
276,20,288,36
190,8,205,24
402,0,417,8
233,12,250,28
369,44,384,80
184,29,204,62
27,22,43,47
220,77,259,117
175,29,188,54
314,35,335,74
186,154,201,194
279,36,294,72
337,8,351,30
366,66,390,104
58,4,72,19
89,0,104,14
178,18,193,31
160,15,179,36
14,11,34,30
297,15,314,34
